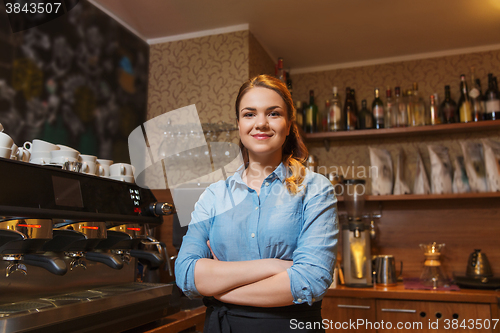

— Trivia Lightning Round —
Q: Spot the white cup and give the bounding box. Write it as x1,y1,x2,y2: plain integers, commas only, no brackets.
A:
96,159,113,177
10,143,18,160
57,144,79,153
50,149,80,165
110,163,135,177
16,147,31,162
110,175,135,183
0,132,13,149
24,139,60,153
29,151,51,165
80,154,97,175
0,147,12,159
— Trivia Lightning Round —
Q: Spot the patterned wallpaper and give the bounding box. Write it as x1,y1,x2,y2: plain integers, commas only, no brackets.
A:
291,49,500,194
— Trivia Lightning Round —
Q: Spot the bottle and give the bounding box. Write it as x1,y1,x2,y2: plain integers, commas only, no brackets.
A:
469,67,483,121
484,74,500,120
322,100,330,132
411,82,426,126
429,94,442,125
351,89,359,115
440,85,458,123
395,87,408,127
305,90,318,133
295,101,303,128
277,58,286,83
328,86,344,131
372,87,384,129
384,87,397,128
344,87,356,130
357,99,374,129
458,74,473,123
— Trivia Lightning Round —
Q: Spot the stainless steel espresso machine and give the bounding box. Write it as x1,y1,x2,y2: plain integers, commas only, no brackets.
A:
0,158,178,332
341,179,373,287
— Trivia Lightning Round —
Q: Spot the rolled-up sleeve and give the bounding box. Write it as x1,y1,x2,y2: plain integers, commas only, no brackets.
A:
287,175,339,305
174,188,215,298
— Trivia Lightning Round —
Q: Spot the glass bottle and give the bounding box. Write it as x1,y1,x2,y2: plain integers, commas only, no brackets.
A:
384,87,397,128
344,87,356,131
458,74,473,123
372,88,384,129
351,89,359,115
469,67,484,121
484,73,500,120
405,89,414,126
395,87,408,127
295,101,303,129
411,82,426,126
277,58,285,83
357,99,374,129
322,100,330,132
429,94,442,125
440,85,458,123
328,86,344,131
305,90,318,133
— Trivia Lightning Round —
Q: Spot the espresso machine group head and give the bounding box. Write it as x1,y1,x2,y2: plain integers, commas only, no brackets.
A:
342,179,372,287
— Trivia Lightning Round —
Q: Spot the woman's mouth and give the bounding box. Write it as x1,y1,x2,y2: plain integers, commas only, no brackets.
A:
252,133,271,140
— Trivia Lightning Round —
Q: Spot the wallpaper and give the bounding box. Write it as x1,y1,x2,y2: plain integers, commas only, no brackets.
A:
0,1,149,162
291,49,500,194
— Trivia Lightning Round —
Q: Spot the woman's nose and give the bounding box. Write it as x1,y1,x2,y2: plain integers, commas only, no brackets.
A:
255,114,269,129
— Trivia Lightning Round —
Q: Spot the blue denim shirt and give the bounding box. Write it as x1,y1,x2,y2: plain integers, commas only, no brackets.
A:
175,162,339,305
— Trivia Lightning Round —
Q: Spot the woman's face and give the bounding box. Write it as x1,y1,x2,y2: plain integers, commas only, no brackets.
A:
238,87,291,160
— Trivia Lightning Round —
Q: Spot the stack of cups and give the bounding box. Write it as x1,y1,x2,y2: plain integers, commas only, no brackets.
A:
51,145,80,166
109,163,135,183
24,139,60,165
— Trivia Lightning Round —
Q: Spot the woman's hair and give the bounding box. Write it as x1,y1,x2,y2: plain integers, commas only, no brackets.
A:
235,74,308,195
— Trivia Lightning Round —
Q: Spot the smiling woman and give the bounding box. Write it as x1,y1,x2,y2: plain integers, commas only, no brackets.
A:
175,74,339,333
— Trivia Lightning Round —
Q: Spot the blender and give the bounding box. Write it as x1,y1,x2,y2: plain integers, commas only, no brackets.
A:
419,242,449,288
342,179,372,287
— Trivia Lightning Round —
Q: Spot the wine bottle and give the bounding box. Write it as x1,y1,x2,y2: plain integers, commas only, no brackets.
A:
357,99,374,129
277,58,285,83
328,86,344,131
484,74,500,120
429,94,442,125
411,82,426,126
384,87,397,128
440,85,458,123
469,67,483,121
321,100,329,132
458,74,473,123
344,87,356,131
395,87,408,127
372,88,384,129
305,90,318,133
295,101,303,128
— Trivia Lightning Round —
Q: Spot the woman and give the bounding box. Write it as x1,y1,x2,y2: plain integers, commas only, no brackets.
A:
175,74,338,333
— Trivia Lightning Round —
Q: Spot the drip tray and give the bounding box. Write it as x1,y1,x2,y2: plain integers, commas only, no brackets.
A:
0,282,175,332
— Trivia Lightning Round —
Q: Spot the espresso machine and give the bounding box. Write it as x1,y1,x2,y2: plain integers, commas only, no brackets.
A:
341,179,373,287
0,158,177,332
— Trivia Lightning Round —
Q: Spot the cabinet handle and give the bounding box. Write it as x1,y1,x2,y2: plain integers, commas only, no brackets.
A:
382,308,417,313
337,304,371,309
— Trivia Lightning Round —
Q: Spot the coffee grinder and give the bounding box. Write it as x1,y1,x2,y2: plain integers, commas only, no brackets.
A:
342,179,372,287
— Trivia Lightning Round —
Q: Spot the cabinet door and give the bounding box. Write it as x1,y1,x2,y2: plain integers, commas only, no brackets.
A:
377,299,492,333
322,297,376,332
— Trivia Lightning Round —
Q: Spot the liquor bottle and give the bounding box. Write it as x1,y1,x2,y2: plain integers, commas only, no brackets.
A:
440,85,458,123
357,99,374,129
305,90,318,133
458,74,473,123
344,87,356,130
395,87,408,127
384,87,397,128
411,82,426,126
295,101,303,128
321,100,330,132
429,94,442,125
328,86,344,131
484,74,500,120
469,67,483,121
277,58,286,83
372,88,384,129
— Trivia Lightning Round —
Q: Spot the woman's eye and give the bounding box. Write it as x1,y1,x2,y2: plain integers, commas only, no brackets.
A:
243,113,254,118
269,111,281,117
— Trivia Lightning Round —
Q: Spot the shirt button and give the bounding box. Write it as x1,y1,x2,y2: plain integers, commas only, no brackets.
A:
297,298,302,303
251,233,255,238
265,182,269,186
255,207,258,210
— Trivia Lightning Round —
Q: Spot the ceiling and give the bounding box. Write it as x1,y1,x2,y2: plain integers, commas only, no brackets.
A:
92,0,500,73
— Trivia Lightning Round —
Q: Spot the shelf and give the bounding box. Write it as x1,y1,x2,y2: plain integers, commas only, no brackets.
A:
336,192,500,202
301,120,500,142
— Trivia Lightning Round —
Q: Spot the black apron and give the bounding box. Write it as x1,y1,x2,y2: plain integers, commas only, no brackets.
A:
203,297,325,333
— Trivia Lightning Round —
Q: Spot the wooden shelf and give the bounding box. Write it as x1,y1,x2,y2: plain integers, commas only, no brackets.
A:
336,191,500,202
301,120,500,141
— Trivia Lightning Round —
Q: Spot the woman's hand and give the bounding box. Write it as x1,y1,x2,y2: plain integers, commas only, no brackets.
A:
207,240,219,261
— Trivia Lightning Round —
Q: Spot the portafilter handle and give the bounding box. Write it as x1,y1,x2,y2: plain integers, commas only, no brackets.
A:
139,236,173,276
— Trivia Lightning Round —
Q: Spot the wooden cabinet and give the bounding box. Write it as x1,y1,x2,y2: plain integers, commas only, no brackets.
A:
322,297,377,332
376,299,492,333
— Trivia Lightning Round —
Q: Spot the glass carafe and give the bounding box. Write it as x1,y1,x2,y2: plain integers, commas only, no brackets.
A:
419,242,449,288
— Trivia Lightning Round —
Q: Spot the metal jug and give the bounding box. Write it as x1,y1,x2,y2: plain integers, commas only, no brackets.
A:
373,255,402,286
466,249,493,277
